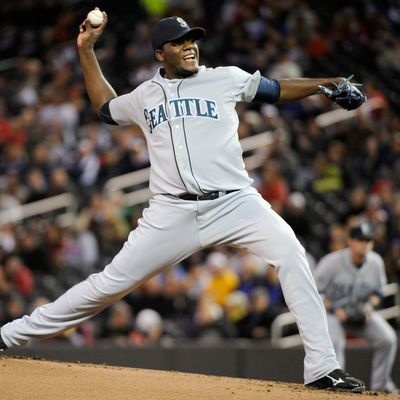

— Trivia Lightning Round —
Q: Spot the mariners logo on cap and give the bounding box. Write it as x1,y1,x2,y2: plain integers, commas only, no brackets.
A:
176,17,188,28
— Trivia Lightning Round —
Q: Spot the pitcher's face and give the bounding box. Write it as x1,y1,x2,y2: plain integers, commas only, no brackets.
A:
156,38,199,79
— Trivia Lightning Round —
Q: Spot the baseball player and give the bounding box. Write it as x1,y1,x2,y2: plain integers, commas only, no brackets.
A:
314,223,398,393
0,12,366,392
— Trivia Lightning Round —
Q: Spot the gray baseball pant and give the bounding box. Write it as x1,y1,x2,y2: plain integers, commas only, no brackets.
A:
1,187,339,383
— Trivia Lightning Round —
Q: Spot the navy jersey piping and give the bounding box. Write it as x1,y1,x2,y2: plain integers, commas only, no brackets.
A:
177,80,205,194
152,80,188,192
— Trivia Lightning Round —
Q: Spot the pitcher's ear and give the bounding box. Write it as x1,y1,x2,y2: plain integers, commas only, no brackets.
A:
155,49,164,62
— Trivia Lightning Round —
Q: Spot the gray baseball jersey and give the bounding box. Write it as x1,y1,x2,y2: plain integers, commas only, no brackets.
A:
314,248,387,308
108,66,260,195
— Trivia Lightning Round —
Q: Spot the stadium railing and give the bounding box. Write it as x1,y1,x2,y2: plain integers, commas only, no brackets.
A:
0,193,76,226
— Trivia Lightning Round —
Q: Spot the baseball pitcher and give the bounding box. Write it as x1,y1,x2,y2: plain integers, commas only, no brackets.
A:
0,11,367,392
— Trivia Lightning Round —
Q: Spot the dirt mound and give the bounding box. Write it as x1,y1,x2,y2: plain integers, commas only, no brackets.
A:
0,356,396,399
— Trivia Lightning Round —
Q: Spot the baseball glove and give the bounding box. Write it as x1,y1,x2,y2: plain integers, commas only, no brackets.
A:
318,75,367,111
344,304,368,327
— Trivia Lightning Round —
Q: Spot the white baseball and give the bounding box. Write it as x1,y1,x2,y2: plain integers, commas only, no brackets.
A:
87,9,104,27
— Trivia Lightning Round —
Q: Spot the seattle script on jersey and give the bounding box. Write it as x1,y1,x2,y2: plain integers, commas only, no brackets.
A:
144,97,219,133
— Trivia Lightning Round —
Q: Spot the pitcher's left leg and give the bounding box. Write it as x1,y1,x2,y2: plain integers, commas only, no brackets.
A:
202,188,339,383
1,195,201,347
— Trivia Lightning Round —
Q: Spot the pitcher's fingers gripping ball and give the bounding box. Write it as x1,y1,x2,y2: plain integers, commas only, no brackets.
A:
87,8,104,27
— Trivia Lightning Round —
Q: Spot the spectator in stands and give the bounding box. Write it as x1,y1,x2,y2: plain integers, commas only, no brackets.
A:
256,266,284,309
224,290,250,338
312,141,347,194
132,308,164,346
48,167,75,197
189,294,235,341
0,263,12,298
1,294,26,326
184,262,211,302
77,192,130,261
1,142,29,178
129,275,176,318
75,138,101,187
341,185,368,223
236,253,264,297
325,223,347,253
267,51,303,80
244,287,279,339
257,159,289,214
17,228,53,276
3,255,35,298
3,172,28,204
72,224,100,276
204,251,239,307
25,168,50,203
99,300,135,346
30,143,52,179
282,192,311,245
0,188,20,212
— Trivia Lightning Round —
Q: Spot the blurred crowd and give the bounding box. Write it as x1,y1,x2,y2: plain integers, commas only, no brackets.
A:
0,0,400,347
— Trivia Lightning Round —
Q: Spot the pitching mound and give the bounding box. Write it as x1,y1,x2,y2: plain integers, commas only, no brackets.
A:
0,356,397,399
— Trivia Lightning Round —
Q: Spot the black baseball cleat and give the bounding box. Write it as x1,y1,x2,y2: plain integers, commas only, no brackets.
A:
306,369,365,392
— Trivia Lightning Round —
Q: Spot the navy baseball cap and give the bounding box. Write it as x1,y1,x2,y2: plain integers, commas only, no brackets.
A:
349,224,373,241
151,16,206,51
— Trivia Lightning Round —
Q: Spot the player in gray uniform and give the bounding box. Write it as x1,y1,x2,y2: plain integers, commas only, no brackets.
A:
314,224,398,393
0,12,366,392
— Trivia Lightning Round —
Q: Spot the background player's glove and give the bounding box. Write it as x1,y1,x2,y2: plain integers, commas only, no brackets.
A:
318,75,367,111
344,303,368,327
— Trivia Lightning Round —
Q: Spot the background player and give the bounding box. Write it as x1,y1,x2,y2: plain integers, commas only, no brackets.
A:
0,11,366,392
314,223,398,393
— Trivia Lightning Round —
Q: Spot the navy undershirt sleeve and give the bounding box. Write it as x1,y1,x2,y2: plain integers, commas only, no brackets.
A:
253,77,281,103
98,100,119,125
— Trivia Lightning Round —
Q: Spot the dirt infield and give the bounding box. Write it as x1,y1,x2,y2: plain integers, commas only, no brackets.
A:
0,356,398,400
